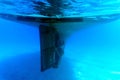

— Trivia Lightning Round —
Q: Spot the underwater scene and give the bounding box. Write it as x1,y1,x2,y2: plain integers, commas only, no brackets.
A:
0,0,120,80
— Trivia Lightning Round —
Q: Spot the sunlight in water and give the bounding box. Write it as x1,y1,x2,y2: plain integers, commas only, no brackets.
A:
1,0,120,80
64,18,120,80
0,0,120,16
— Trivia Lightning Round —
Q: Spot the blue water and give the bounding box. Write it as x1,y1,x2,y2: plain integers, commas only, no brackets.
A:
1,18,120,80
